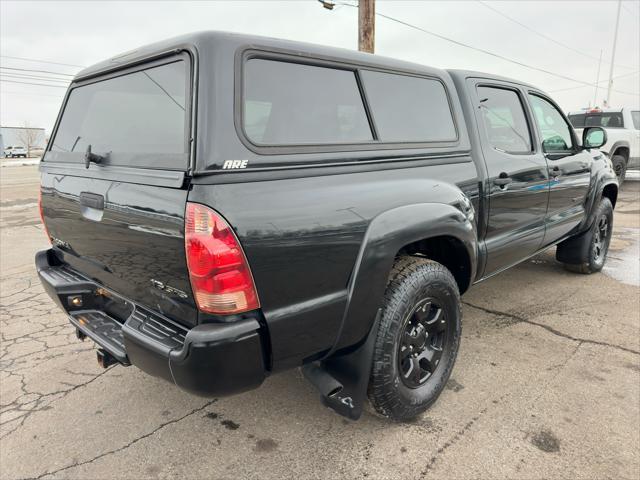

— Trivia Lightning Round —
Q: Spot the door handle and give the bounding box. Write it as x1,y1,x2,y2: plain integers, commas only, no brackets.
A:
549,167,561,177
79,192,104,210
493,174,513,187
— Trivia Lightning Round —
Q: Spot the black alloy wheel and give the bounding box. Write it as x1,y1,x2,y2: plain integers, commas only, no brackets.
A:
398,298,447,388
592,213,611,265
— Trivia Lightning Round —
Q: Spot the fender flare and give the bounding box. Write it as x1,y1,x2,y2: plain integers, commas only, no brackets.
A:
579,162,618,232
606,140,630,160
325,201,477,358
587,179,618,222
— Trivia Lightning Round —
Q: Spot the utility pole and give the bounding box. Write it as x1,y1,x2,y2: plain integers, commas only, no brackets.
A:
593,49,602,108
605,0,622,107
319,0,375,53
358,0,375,53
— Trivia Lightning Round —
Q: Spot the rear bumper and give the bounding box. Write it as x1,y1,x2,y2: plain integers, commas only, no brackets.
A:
35,249,266,397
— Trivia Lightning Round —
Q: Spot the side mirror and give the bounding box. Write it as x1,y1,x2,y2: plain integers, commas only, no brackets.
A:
583,126,607,149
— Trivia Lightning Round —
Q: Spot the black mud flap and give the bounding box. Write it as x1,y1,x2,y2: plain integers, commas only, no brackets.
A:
302,310,381,420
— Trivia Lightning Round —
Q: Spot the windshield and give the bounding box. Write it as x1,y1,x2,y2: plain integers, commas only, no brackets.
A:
47,58,189,170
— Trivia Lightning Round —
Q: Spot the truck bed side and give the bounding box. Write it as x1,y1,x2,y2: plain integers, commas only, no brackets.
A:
190,160,479,370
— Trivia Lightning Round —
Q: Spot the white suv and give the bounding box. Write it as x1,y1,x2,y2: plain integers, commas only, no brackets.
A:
568,107,640,184
3,146,28,158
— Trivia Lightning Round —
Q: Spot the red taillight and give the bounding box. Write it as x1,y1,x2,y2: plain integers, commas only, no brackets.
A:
38,188,51,243
185,203,259,315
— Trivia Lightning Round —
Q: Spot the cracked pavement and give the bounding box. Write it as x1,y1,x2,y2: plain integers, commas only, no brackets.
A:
1,166,639,479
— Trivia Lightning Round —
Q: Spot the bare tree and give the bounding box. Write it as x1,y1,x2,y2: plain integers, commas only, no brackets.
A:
16,122,40,158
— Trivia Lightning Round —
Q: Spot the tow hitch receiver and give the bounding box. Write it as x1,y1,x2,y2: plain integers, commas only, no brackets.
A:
97,349,118,369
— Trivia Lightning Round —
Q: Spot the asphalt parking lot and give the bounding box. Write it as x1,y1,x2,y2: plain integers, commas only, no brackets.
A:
1,165,639,480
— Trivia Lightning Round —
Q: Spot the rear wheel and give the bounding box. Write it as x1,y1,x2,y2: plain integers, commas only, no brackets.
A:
368,256,461,421
557,197,613,274
611,155,626,186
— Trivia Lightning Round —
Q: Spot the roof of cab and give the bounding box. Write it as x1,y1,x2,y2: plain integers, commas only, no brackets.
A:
74,30,452,81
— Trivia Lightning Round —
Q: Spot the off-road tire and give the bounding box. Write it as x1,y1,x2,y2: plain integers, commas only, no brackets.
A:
368,256,461,421
611,155,626,186
557,197,613,274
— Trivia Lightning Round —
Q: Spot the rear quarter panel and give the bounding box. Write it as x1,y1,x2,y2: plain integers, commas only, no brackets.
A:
189,160,479,370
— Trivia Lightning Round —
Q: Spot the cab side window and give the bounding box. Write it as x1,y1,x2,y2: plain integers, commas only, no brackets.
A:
528,94,574,152
477,86,532,154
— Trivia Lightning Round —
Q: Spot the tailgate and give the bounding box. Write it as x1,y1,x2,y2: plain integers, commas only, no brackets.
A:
40,53,198,327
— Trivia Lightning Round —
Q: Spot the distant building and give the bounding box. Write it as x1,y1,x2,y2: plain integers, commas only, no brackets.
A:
0,126,47,156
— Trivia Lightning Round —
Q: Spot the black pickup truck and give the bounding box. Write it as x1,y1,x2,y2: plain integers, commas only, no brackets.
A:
36,32,618,421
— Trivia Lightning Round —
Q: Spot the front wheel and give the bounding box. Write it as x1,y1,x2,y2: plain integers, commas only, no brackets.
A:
557,197,613,274
368,256,461,421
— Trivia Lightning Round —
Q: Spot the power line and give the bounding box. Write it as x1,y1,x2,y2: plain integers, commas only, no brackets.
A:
550,84,635,95
0,66,75,77
0,90,65,98
1,71,70,82
375,10,638,94
336,2,639,96
548,84,593,94
1,73,70,84
549,69,640,92
0,79,68,88
612,69,640,80
477,0,637,70
0,55,85,68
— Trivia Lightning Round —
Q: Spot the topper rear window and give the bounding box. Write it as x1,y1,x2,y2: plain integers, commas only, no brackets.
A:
46,58,189,170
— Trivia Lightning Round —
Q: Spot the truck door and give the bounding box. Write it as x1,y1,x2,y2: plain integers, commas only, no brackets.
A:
471,81,549,276
526,93,592,246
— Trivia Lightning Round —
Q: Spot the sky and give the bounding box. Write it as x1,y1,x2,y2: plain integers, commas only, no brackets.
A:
1,0,639,134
